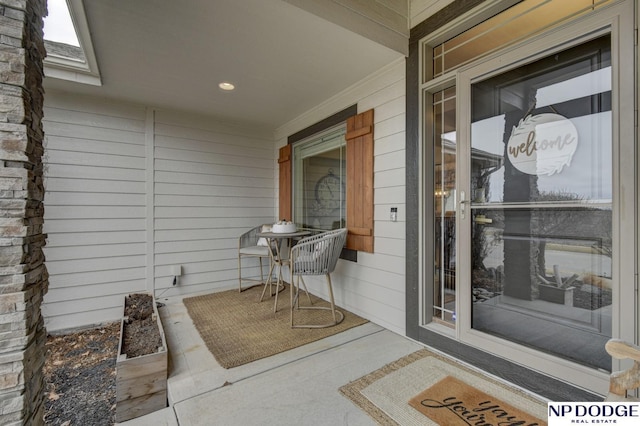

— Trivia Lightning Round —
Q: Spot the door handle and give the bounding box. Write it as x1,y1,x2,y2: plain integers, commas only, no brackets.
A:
459,190,470,219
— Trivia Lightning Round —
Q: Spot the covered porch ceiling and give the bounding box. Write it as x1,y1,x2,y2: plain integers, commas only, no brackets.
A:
43,0,405,130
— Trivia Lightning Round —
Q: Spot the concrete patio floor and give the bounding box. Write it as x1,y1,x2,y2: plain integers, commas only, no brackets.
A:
117,291,426,426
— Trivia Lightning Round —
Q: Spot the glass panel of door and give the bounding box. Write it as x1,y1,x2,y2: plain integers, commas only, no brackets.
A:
433,87,457,326
468,35,612,371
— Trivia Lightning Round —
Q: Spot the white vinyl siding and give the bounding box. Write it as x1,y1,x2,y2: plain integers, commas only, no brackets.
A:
42,91,275,331
152,110,274,297
42,92,147,330
275,59,406,335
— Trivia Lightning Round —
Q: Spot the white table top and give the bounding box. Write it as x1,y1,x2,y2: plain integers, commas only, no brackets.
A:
257,230,310,239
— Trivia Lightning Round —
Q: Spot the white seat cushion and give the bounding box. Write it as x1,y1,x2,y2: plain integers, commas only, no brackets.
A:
240,246,270,256
257,224,272,246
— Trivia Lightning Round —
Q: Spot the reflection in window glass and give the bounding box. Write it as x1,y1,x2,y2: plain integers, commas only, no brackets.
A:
431,0,612,80
469,35,612,371
292,127,346,231
433,87,457,326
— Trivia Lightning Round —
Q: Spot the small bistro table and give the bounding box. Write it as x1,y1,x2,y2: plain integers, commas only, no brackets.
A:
256,230,311,312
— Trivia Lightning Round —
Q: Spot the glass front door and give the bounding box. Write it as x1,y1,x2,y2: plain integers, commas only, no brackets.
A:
426,0,636,394
467,35,613,371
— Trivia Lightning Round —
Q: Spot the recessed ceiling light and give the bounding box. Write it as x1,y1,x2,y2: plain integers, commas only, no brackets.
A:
218,82,235,91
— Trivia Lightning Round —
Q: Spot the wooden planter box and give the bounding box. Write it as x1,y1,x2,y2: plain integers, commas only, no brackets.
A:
115,293,168,423
539,284,575,306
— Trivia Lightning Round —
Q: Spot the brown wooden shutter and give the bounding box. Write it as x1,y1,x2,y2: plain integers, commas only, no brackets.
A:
278,144,292,221
346,109,374,253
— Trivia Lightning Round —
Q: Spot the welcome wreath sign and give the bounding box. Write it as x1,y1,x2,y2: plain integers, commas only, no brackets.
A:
507,113,578,176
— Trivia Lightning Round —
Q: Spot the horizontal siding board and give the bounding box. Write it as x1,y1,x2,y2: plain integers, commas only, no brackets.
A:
355,251,405,274
44,218,146,233
47,231,146,247
374,236,405,257
45,268,146,289
374,150,405,172
154,134,271,158
155,146,272,169
44,308,123,332
46,135,146,157
375,132,405,156
155,205,273,218
374,220,406,241
154,226,269,242
154,159,272,179
155,183,274,197
154,171,273,189
155,260,239,277
44,121,145,145
154,217,273,230
47,150,145,169
360,81,404,115
340,260,404,290
337,271,405,307
44,89,147,120
154,250,232,266
46,278,147,303
155,192,273,206
154,110,272,140
44,107,146,132
45,192,145,206
154,127,271,149
43,293,139,318
374,168,405,188
374,95,405,123
45,206,145,220
46,255,146,275
45,178,146,193
155,238,233,254
374,114,404,139
375,186,406,204
45,243,146,261
46,164,145,182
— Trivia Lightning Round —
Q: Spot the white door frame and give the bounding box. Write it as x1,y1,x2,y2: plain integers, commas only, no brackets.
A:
452,1,635,394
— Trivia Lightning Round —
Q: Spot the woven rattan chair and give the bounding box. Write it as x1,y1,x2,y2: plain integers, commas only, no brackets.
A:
238,224,273,292
605,339,640,401
289,228,347,328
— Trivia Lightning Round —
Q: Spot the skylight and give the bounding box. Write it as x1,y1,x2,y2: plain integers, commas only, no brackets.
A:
42,0,101,86
43,0,79,46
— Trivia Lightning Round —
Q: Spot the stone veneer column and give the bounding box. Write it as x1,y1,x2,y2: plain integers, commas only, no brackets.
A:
0,0,48,424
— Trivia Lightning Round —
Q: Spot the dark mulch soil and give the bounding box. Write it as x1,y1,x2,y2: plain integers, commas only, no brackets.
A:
123,293,163,358
44,294,163,425
43,323,119,426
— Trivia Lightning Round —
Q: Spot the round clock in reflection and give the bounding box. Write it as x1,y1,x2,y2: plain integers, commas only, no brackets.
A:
314,170,343,210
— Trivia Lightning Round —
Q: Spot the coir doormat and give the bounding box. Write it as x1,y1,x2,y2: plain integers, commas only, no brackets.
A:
409,375,546,425
340,349,548,426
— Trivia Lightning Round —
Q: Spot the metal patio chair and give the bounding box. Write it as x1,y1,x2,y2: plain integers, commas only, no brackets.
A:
238,224,273,292
289,228,347,328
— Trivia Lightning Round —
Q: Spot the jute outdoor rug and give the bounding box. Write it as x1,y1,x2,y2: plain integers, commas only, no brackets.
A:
339,349,548,426
183,284,368,368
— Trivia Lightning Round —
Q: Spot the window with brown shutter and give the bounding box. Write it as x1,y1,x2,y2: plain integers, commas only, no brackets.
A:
345,109,374,253
279,107,374,254
278,144,292,221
